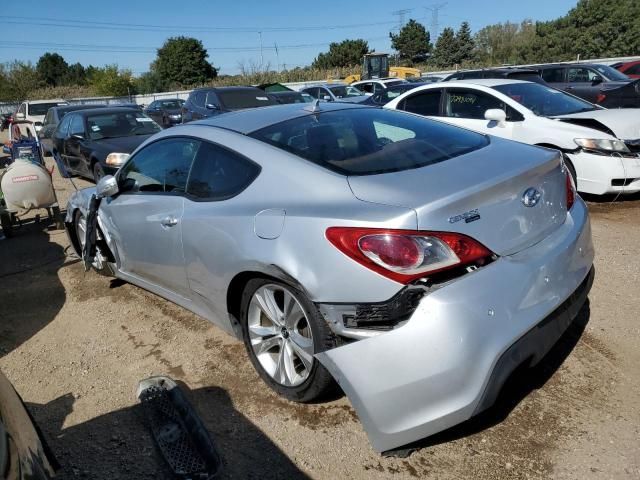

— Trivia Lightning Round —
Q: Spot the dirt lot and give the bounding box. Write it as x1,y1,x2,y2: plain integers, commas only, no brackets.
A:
0,132,639,479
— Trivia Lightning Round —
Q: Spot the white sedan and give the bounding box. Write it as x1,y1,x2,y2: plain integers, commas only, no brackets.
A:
385,79,640,195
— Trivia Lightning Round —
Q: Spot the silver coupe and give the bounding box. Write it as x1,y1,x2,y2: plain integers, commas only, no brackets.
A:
66,102,594,452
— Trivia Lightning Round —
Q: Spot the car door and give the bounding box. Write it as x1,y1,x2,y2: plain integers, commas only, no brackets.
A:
565,67,601,102
39,109,56,153
66,114,91,176
398,88,444,119
191,91,208,120
102,137,198,297
52,114,72,165
540,67,567,90
180,140,262,320
440,88,520,140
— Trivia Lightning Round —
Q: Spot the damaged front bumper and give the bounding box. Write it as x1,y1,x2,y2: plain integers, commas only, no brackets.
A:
316,199,594,452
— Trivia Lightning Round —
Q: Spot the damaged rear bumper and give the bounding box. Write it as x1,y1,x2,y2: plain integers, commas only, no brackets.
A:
316,199,594,452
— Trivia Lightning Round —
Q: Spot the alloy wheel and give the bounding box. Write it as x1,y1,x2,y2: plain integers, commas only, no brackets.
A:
247,284,315,387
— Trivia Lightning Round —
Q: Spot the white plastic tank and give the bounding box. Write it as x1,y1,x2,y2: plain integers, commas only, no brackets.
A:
1,159,56,212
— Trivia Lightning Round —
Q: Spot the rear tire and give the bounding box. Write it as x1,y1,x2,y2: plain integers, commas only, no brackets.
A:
1,212,13,238
239,278,337,403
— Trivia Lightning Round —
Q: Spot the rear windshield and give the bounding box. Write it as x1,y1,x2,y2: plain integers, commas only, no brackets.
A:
218,90,278,110
29,102,67,116
249,108,488,175
328,85,364,98
159,100,183,109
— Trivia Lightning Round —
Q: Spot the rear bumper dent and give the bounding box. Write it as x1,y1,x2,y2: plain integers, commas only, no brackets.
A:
316,199,594,452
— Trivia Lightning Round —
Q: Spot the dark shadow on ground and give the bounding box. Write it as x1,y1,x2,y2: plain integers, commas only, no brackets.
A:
387,300,591,455
28,384,310,479
0,214,74,357
581,191,640,204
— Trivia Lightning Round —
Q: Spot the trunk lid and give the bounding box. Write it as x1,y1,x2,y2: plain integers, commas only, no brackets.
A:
347,137,567,256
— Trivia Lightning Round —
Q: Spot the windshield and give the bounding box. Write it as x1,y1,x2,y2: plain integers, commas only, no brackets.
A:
159,100,183,109
249,108,488,176
592,64,630,81
29,102,67,116
87,111,161,140
493,83,598,116
218,90,278,109
329,85,364,98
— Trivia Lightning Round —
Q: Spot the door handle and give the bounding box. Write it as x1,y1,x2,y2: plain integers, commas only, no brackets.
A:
161,216,179,227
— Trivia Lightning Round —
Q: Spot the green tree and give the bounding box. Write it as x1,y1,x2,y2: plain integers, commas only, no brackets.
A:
36,52,69,87
431,27,457,67
154,37,217,87
312,39,369,69
453,21,476,65
474,21,536,65
389,19,432,62
65,63,87,86
89,65,134,96
3,61,42,100
134,70,168,94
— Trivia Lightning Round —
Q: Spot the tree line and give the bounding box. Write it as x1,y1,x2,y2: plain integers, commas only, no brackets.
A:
0,0,638,102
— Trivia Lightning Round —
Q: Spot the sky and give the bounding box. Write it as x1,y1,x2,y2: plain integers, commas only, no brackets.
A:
0,0,579,76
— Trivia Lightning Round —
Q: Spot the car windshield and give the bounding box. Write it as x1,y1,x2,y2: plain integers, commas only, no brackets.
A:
493,83,598,116
592,64,630,81
159,100,183,109
87,111,161,140
249,108,488,176
328,85,364,98
218,90,278,109
29,102,67,116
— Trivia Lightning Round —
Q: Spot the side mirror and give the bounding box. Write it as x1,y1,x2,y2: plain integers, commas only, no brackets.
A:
485,109,507,125
205,103,219,110
15,112,25,120
96,175,119,198
323,95,332,102
591,75,603,85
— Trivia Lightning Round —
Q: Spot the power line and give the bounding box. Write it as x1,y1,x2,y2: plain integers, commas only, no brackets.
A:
424,3,447,40
392,9,412,32
0,15,397,33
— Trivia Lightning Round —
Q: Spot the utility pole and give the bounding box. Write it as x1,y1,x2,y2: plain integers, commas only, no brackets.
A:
424,3,447,41
258,31,264,68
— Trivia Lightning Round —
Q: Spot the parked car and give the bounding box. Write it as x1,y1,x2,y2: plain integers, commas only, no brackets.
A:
612,60,640,79
15,99,69,137
52,107,161,182
66,102,594,453
300,84,368,103
39,104,108,156
536,63,640,107
0,368,58,479
443,68,547,84
255,83,313,104
143,99,185,128
181,86,279,123
385,79,640,195
351,78,408,95
361,83,424,106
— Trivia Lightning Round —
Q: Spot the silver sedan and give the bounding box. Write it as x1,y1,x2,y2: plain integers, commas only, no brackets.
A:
65,102,594,452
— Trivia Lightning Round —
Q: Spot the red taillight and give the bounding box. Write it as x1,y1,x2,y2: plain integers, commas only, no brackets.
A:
565,170,576,211
596,93,607,104
326,227,493,284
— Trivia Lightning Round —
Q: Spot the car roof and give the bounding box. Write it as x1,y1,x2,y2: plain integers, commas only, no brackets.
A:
70,107,142,116
53,104,108,113
26,99,66,104
441,78,530,87
192,86,263,93
191,102,370,135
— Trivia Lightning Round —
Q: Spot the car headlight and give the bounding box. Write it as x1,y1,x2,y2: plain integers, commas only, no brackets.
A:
574,138,630,153
105,152,130,166
169,114,181,120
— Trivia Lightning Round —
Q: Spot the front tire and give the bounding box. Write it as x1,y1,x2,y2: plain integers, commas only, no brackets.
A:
563,155,578,191
93,162,105,183
240,278,337,402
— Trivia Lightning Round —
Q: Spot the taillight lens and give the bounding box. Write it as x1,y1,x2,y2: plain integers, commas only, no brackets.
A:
326,227,493,284
596,93,607,104
565,169,576,211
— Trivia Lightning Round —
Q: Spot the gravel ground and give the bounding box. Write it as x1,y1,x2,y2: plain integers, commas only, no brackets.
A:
0,132,638,479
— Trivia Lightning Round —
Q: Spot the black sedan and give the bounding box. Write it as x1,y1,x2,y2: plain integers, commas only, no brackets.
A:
51,107,161,182
181,86,279,123
39,104,108,156
143,98,185,128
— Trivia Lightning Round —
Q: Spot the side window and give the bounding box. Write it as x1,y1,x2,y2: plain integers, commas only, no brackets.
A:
18,104,26,115
401,90,442,116
319,88,331,100
148,101,158,109
445,89,504,120
193,92,206,108
627,64,640,75
57,115,72,136
69,115,85,136
43,110,53,126
302,88,317,99
119,138,199,194
359,83,374,94
205,91,218,107
541,68,565,83
567,67,598,83
186,142,260,201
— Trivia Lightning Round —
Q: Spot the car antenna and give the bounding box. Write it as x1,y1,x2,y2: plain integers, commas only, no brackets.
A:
304,99,321,113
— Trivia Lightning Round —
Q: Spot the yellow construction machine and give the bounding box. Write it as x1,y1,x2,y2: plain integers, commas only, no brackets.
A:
343,53,421,84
